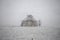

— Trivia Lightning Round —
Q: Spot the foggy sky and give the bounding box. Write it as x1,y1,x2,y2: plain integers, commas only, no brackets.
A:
0,0,60,27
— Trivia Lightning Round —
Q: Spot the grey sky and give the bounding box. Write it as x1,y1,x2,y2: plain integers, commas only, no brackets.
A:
0,0,60,27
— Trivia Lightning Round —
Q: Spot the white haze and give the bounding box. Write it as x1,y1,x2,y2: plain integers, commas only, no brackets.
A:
0,0,60,27
0,0,60,40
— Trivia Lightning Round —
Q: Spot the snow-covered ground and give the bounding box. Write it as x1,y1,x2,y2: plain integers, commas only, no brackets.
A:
0,26,60,40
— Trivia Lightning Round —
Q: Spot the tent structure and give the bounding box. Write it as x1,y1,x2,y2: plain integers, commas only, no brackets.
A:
21,15,41,27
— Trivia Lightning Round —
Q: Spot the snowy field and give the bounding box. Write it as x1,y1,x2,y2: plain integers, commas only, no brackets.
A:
0,26,60,40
